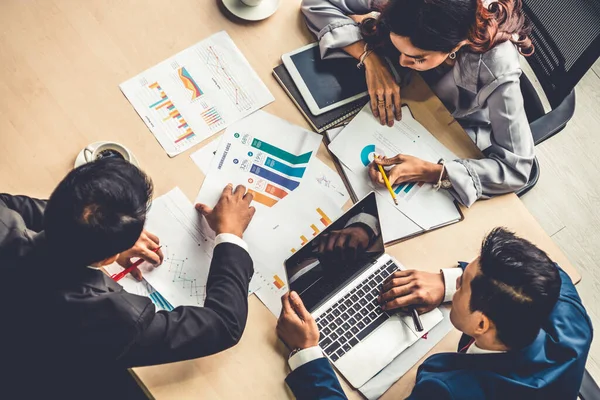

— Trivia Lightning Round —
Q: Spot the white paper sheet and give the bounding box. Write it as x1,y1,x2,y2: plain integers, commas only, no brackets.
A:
195,110,323,217
138,188,215,307
190,135,222,175
120,31,274,157
192,138,349,209
329,105,460,230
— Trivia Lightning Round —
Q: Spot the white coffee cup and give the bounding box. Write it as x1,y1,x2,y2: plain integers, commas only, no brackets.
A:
240,0,263,6
83,142,132,163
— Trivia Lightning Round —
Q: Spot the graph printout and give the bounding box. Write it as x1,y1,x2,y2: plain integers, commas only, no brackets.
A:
120,31,274,157
329,105,461,230
139,188,216,307
196,110,322,216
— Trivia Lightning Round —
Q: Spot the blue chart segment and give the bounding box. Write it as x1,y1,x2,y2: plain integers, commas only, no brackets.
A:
360,144,385,166
264,157,306,178
251,138,312,165
250,164,300,191
360,144,375,166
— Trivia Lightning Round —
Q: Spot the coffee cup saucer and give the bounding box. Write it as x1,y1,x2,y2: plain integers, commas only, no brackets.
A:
74,141,140,168
221,0,280,21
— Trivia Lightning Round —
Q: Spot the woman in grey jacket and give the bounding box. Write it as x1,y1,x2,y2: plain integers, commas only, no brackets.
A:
302,0,535,206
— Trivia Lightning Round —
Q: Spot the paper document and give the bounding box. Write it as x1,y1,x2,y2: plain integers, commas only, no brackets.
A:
138,188,216,307
190,135,223,175
120,31,274,157
196,111,323,216
329,105,460,230
192,138,349,208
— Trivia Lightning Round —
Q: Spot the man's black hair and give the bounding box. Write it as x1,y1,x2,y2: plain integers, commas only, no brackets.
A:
44,158,153,267
470,227,561,350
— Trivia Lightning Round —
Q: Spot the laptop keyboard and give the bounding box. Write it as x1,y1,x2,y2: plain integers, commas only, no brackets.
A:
315,260,398,362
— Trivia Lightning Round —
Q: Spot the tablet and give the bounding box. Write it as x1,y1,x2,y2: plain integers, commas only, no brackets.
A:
282,43,369,116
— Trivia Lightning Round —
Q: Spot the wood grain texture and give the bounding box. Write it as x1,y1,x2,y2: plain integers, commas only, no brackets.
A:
0,0,583,398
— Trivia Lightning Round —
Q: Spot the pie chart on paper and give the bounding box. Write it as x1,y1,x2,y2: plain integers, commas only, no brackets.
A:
360,144,386,167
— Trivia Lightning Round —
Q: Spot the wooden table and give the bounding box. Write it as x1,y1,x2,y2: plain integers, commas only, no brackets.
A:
0,0,580,399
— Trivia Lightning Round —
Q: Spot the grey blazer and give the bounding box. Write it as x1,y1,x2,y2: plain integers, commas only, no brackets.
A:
302,0,534,206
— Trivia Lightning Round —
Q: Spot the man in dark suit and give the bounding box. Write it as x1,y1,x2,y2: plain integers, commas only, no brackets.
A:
277,228,593,399
0,158,256,399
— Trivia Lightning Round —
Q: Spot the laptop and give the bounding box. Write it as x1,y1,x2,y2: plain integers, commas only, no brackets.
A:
284,192,443,388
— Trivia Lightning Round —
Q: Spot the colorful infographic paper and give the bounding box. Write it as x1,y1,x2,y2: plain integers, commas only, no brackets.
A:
120,31,274,157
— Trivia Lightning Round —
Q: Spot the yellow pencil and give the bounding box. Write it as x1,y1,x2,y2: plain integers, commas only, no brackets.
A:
376,160,398,205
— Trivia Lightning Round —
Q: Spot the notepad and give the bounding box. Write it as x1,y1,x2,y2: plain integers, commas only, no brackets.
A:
326,105,463,243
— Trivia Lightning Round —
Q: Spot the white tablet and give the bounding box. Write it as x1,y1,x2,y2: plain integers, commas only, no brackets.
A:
282,43,369,116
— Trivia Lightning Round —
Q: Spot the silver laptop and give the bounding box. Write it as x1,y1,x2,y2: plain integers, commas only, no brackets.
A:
284,192,427,388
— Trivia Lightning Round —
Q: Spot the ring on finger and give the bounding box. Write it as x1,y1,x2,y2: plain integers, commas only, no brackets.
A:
377,98,385,106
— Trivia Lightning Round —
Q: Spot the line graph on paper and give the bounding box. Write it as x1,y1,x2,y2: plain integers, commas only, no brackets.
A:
196,44,254,112
165,256,207,306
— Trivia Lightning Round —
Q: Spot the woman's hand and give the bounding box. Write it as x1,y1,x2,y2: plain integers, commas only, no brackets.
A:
363,54,402,126
369,154,442,187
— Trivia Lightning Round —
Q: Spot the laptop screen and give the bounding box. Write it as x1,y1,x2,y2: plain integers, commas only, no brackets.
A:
284,192,384,312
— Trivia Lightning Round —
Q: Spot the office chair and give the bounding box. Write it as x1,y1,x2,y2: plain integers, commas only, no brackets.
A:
515,0,600,196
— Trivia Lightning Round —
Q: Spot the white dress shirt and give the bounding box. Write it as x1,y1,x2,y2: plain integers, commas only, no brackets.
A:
288,267,503,371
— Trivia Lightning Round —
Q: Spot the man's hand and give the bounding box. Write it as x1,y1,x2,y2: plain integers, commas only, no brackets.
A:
277,291,320,350
116,230,164,281
195,184,256,238
378,270,445,313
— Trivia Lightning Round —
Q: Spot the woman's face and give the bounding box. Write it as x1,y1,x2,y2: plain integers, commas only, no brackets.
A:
389,33,453,71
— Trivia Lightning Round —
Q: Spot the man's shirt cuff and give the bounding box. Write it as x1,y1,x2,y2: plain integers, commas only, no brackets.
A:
288,346,325,371
215,233,248,252
441,268,463,303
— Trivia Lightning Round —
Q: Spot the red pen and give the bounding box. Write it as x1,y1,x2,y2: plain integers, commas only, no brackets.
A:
111,246,162,282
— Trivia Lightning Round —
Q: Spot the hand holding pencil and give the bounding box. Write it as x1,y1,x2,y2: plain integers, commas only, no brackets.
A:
375,157,399,205
369,154,443,197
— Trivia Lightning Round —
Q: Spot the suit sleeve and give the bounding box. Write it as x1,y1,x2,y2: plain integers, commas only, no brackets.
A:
116,242,253,367
0,194,47,232
286,358,348,400
406,376,454,400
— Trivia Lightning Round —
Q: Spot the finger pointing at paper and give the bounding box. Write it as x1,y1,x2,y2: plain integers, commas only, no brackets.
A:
195,183,256,238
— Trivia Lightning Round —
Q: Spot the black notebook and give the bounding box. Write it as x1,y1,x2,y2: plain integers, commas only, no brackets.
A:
273,64,369,133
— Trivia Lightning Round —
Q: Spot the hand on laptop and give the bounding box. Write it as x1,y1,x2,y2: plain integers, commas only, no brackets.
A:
378,270,445,313
116,229,164,281
195,184,256,238
277,291,319,350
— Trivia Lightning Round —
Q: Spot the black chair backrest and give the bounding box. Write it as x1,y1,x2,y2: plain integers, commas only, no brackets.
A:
522,0,600,108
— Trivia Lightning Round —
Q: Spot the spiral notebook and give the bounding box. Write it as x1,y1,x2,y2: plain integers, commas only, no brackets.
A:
273,64,368,133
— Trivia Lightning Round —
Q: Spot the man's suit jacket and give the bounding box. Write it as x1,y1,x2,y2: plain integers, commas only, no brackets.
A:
286,268,592,400
0,194,254,399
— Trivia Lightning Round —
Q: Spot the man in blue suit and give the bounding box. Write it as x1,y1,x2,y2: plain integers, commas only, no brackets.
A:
277,228,592,399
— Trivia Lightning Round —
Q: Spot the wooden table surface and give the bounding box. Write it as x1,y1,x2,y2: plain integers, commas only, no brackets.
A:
0,0,580,399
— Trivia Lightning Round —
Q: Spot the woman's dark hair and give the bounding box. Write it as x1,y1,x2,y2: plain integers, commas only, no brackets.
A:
469,228,560,350
44,158,153,267
361,0,534,56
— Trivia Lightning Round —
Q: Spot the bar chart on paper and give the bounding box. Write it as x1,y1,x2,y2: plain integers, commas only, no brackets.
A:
290,208,333,253
196,111,323,216
120,31,273,157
